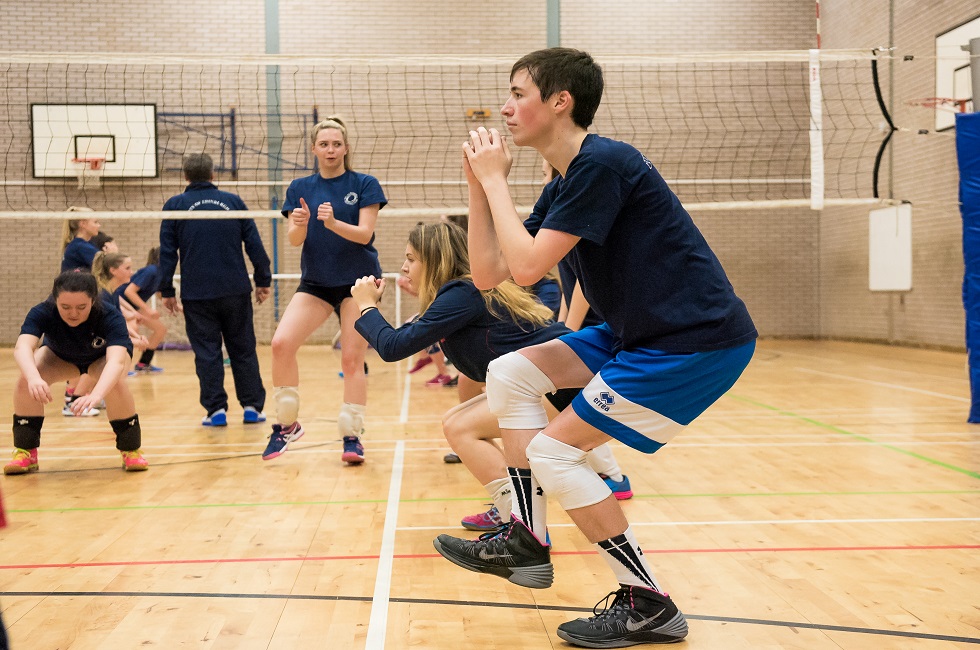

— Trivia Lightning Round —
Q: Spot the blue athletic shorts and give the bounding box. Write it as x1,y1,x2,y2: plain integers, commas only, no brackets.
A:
560,323,755,453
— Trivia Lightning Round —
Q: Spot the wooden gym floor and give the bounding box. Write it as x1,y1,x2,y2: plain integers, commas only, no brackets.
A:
0,339,977,649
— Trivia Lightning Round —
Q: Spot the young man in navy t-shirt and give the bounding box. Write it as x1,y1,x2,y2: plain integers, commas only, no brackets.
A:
433,48,757,648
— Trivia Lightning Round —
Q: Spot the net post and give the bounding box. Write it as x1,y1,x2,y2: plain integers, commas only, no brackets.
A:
808,49,825,210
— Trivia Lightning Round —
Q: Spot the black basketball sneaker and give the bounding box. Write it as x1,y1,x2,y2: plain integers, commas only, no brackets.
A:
556,585,689,647
432,519,553,589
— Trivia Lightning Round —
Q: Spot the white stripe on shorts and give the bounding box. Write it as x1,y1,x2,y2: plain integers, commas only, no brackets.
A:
580,372,685,444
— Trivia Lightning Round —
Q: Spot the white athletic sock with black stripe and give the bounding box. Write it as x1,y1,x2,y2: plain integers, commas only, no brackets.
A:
507,466,549,543
596,526,662,592
483,477,512,520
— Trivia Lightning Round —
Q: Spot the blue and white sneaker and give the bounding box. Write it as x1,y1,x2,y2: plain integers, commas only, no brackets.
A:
341,435,365,464
262,422,304,460
600,474,633,500
202,409,227,427
243,406,266,424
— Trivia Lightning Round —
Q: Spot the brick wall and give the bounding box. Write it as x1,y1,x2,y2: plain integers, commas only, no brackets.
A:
820,0,975,348
0,0,944,345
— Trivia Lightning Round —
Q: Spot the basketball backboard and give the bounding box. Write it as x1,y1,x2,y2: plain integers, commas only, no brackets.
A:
31,103,158,178
935,15,979,131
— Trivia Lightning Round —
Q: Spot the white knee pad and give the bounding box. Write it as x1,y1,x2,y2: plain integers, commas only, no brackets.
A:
585,443,620,478
526,435,612,510
486,353,556,430
274,386,299,425
338,402,366,438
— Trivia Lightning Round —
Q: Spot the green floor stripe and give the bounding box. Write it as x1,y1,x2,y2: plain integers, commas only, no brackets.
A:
729,394,980,480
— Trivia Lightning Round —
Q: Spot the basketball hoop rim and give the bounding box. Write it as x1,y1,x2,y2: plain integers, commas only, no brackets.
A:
71,157,106,171
906,97,970,112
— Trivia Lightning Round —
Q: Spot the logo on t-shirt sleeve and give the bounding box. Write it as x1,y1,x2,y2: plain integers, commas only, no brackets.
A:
344,192,358,205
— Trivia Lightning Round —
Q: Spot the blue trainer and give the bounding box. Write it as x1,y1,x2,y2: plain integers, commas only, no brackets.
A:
262,422,304,460
202,409,227,427
341,435,365,464
601,474,633,500
243,407,266,424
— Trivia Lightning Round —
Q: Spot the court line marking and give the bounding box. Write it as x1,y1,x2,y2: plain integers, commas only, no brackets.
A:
399,517,980,532
399,359,412,424
730,394,980,479
37,429,980,447
24,436,980,462
1,590,977,644
2,544,977,571
8,490,979,514
795,367,970,402
365,440,404,650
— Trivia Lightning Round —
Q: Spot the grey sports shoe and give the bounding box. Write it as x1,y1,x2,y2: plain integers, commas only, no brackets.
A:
432,519,553,589
556,585,688,647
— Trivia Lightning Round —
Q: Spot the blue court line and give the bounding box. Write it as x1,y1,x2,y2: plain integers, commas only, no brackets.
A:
729,394,980,479
2,591,976,644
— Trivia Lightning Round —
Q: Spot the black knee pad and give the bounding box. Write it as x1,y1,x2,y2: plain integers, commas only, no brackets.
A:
110,414,142,452
12,415,44,449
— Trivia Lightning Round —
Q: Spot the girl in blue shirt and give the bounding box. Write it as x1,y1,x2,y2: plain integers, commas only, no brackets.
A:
119,247,167,373
351,221,629,531
3,271,148,475
264,116,387,465
60,207,103,273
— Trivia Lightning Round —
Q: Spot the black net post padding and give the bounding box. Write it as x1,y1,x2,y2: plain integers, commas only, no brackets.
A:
870,56,896,199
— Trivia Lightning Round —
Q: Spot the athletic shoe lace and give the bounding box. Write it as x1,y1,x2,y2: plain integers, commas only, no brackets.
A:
268,431,286,444
588,588,633,626
477,521,511,542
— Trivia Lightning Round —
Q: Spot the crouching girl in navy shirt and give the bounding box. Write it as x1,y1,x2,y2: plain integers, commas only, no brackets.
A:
118,247,167,373
4,272,149,475
264,116,386,465
351,221,629,531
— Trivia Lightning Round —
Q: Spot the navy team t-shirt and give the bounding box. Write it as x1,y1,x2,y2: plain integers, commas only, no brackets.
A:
21,299,133,365
61,238,100,273
526,134,757,354
356,279,569,383
282,171,387,287
116,265,162,305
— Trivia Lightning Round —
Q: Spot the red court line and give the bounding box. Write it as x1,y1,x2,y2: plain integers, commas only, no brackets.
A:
2,544,977,571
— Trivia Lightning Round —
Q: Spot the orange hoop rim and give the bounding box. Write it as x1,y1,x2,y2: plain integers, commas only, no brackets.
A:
71,157,106,170
906,97,970,112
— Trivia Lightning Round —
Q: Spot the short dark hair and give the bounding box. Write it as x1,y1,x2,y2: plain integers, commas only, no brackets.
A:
183,153,214,183
90,231,114,251
511,48,603,129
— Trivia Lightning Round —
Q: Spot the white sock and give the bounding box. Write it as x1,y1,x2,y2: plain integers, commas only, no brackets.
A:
483,477,512,518
585,443,624,482
596,526,661,592
508,466,548,543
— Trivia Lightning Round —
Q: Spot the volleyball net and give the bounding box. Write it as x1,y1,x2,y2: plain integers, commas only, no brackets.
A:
0,49,896,218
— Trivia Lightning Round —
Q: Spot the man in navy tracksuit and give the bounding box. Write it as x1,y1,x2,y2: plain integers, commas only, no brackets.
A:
159,153,272,426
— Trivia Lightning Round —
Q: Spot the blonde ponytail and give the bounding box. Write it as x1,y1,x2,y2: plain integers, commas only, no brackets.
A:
91,251,129,291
